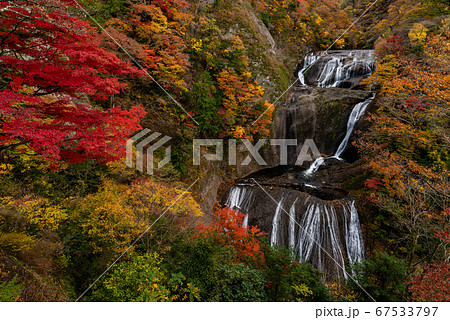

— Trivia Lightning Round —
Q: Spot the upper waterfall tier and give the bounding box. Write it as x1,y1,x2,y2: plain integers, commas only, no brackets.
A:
298,50,375,89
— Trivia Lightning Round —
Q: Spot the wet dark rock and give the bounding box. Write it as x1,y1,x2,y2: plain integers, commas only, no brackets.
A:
273,87,372,162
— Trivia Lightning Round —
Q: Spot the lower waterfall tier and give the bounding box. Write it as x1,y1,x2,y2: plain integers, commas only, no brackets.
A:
222,183,365,282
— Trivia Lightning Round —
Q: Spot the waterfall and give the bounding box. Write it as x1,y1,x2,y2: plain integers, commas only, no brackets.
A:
298,54,320,86
293,203,346,280
242,214,249,228
296,204,322,266
222,50,375,281
344,201,365,265
266,199,365,280
304,156,328,176
299,50,375,88
270,197,285,246
225,186,254,227
334,95,375,158
304,94,375,176
288,198,298,249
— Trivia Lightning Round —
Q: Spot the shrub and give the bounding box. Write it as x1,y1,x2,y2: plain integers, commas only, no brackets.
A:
0,232,34,254
348,251,409,301
64,178,202,293
262,242,331,302
89,252,199,302
196,206,265,267
408,262,450,302
167,236,236,301
214,263,268,302
0,276,24,302
167,235,268,301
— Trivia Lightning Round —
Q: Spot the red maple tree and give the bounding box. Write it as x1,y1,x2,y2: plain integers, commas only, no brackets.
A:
196,206,265,267
407,225,450,302
0,0,145,165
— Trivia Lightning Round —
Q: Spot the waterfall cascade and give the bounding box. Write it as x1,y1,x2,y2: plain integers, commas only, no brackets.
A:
220,50,375,281
298,50,375,88
304,94,375,176
225,186,254,228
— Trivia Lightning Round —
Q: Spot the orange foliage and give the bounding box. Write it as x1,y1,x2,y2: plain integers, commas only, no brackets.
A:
253,0,351,48
102,1,192,92
216,68,273,139
196,206,265,266
356,18,450,259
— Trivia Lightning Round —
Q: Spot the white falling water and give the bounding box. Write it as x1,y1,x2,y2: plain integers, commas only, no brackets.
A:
334,95,375,158
316,57,342,87
266,198,365,280
288,198,298,249
228,50,373,280
298,54,320,86
343,201,365,265
296,204,322,267
298,50,375,88
294,203,347,279
304,156,328,176
304,94,375,176
242,215,249,228
225,186,254,228
324,205,347,279
270,197,285,246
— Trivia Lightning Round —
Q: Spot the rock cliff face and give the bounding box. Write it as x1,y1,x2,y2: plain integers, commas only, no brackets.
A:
273,87,372,161
192,0,291,100
217,50,376,281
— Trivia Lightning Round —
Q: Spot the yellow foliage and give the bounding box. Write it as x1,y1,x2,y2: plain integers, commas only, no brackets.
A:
326,282,358,302
361,54,399,92
408,23,428,47
292,283,313,302
191,38,203,52
72,178,202,254
0,163,13,173
126,178,203,218
335,38,346,49
0,196,68,231
231,126,246,139
0,232,34,253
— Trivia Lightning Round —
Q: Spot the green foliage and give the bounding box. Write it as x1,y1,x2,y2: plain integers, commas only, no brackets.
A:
89,252,199,302
186,73,223,137
420,0,450,16
167,236,269,301
262,242,331,302
89,252,164,302
167,236,236,301
79,0,131,25
214,263,268,301
170,135,190,176
5,158,109,200
348,252,409,301
0,276,24,302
